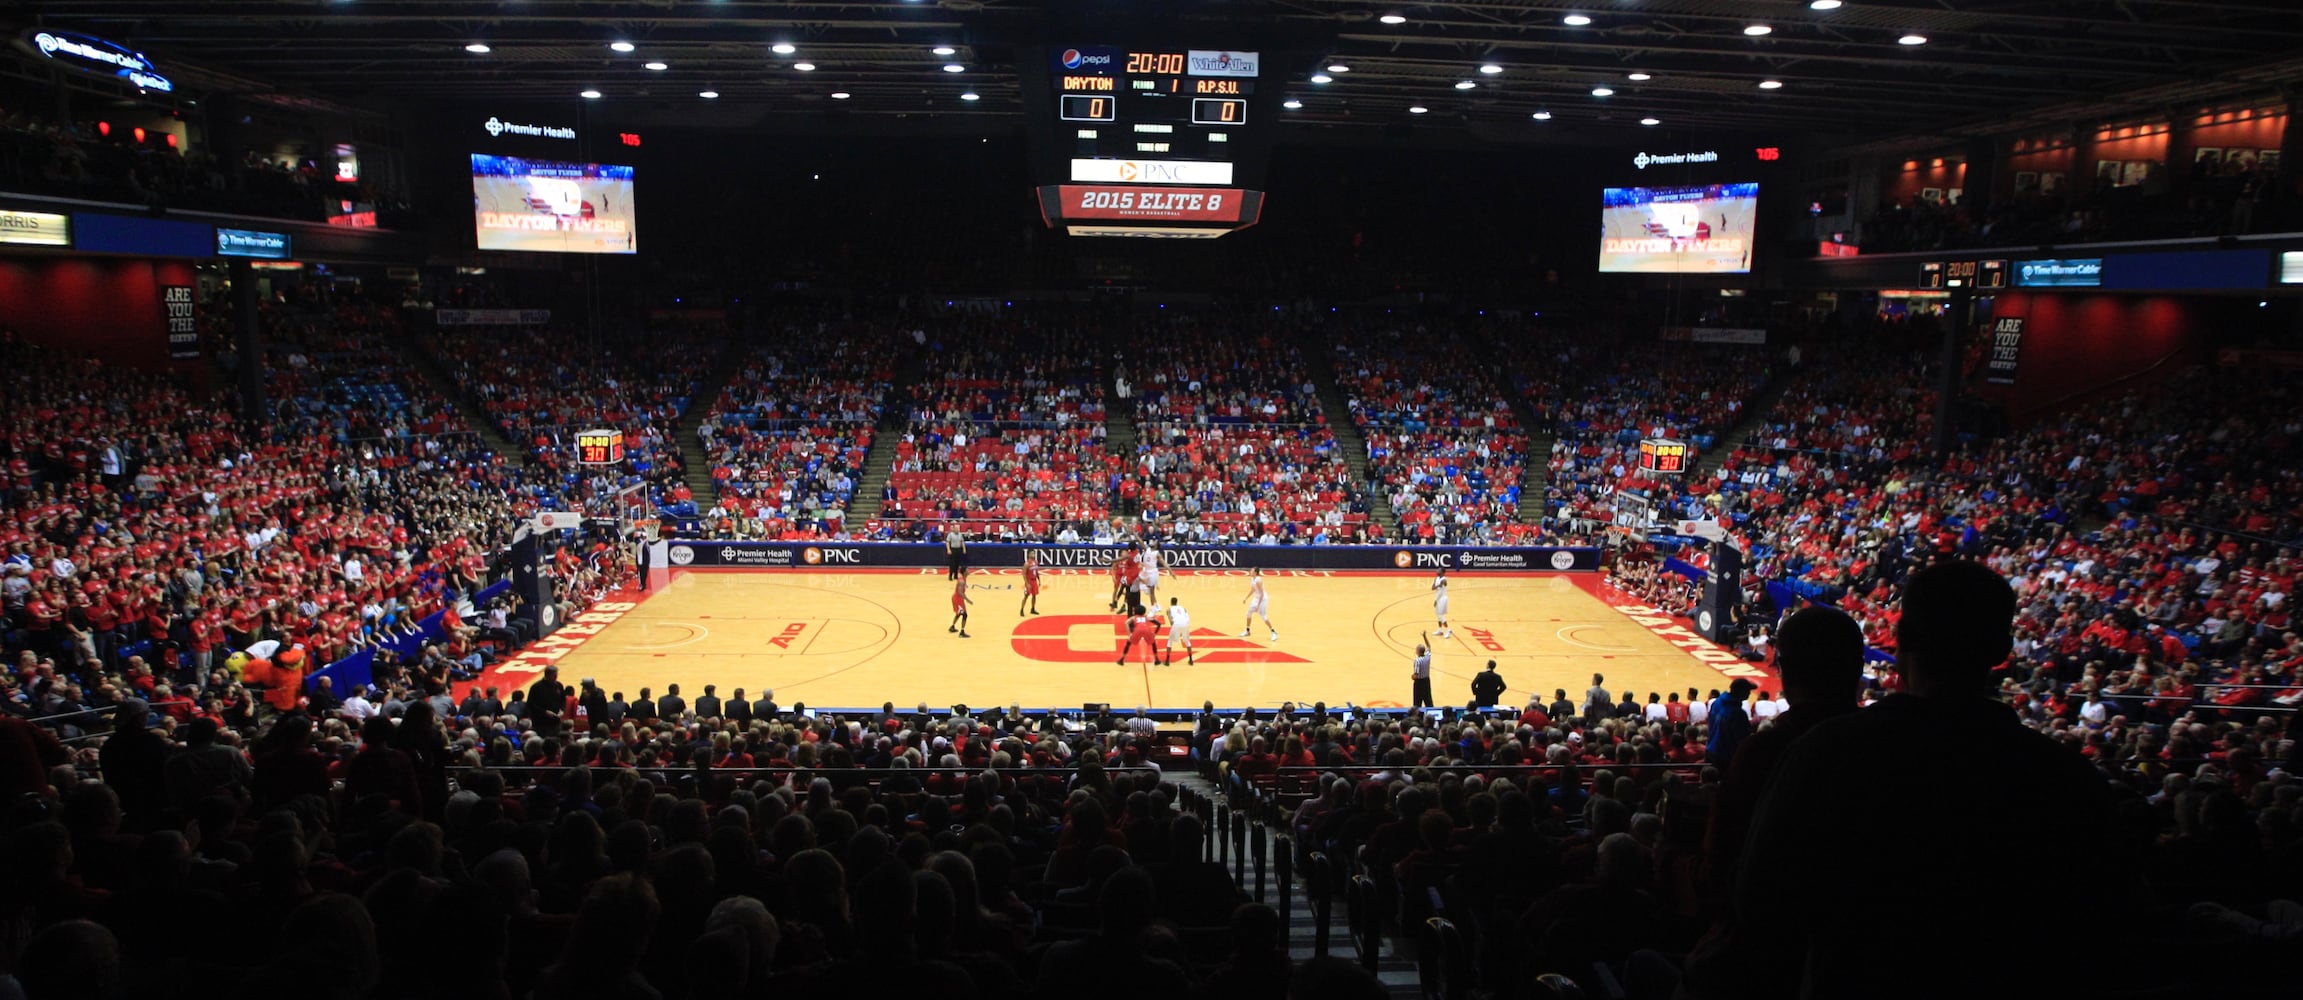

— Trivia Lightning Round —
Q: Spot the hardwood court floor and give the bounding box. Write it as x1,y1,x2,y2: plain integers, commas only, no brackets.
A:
530,568,1775,711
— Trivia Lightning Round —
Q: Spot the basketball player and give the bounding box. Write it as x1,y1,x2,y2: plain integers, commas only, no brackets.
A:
1109,544,1139,612
1431,567,1452,637
1136,541,1162,607
1162,596,1195,666
948,572,974,638
1119,607,1160,666
1019,551,1043,616
1240,567,1277,641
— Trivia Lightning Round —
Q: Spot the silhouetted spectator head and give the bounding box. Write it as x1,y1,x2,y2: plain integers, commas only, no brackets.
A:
17,920,122,1000
1097,864,1158,937
1774,605,1867,708
1896,560,2016,696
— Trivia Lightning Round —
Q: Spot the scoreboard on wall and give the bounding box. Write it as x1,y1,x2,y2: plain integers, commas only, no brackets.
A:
1025,45,1273,238
1638,439,1691,476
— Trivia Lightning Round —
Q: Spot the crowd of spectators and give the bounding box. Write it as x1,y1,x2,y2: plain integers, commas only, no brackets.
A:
422,323,718,518
1333,328,1528,545
880,323,1113,540
1536,343,1771,545
1121,327,1369,545
700,334,893,540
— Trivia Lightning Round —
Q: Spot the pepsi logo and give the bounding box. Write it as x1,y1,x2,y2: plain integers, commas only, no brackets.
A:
1061,48,1083,69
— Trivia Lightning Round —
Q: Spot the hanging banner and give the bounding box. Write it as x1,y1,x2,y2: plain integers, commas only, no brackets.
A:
1984,316,2024,385
161,284,198,359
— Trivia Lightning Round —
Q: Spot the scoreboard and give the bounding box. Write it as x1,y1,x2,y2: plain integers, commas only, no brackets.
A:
576,428,625,465
1918,258,2008,290
1638,439,1691,476
1026,45,1272,238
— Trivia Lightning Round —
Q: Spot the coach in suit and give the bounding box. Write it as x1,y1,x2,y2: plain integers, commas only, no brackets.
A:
658,683,687,719
1471,661,1508,707
727,688,753,728
752,689,778,721
695,685,723,719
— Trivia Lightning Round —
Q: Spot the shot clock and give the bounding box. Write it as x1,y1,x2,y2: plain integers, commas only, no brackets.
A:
576,428,625,465
1638,439,1691,476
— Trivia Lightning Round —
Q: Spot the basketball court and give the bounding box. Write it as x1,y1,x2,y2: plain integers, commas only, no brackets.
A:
489,568,1775,711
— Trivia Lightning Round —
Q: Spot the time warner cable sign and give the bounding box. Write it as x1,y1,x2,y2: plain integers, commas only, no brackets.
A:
23,30,173,92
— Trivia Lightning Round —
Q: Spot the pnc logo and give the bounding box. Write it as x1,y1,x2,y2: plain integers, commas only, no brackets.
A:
1393,551,1414,568
801,547,823,565
1011,615,1309,664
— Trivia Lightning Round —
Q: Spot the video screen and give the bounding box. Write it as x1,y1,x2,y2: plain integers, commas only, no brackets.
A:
1598,182,1758,274
471,154,636,254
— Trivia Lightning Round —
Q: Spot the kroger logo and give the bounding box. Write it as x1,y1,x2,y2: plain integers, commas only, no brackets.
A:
668,545,696,566
1551,551,1578,570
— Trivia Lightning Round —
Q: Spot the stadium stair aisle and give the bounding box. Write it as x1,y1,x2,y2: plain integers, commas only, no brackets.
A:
1305,354,1398,534
397,333,528,467
678,344,751,508
845,345,928,524
1693,363,1794,481
1520,425,1556,524
1169,771,1423,996
1105,364,1139,458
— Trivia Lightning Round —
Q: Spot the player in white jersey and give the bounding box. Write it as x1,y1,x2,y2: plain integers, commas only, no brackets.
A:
1136,542,1162,606
1241,567,1277,641
1431,568,1452,637
1162,596,1195,666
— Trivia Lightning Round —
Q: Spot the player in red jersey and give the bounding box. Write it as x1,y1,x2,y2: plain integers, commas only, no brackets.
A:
1109,545,1141,612
948,572,974,638
1118,607,1160,666
1019,551,1043,616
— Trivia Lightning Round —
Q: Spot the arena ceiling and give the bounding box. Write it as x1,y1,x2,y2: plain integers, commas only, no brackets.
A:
16,0,2303,143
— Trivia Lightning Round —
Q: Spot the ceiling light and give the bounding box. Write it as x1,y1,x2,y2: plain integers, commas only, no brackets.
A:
1327,63,1350,73
1809,0,1843,9
772,43,797,55
933,46,956,56
830,91,850,99
1454,80,1476,90
1408,105,1428,114
959,91,979,101
1563,14,1592,26
1311,73,1333,84
1480,64,1503,75
1380,13,1407,24
1758,79,1784,89
1743,24,1773,36
942,63,965,72
698,90,719,99
464,42,491,54
580,89,602,99
1627,72,1651,81
1591,86,1614,97
609,41,635,53
1898,33,1928,44
794,61,816,71
1531,111,1553,120
1641,117,1661,125
645,61,667,71
1284,99,1303,109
